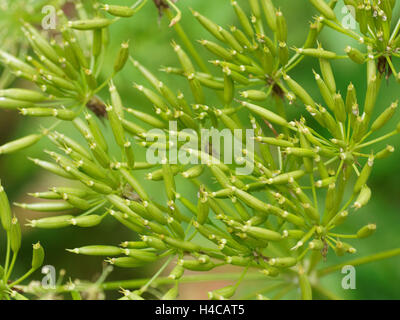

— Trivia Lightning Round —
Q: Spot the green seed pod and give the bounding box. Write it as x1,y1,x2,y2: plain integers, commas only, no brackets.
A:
70,215,103,228
68,18,112,30
315,176,336,188
123,249,158,262
28,215,74,229
267,170,305,185
357,224,376,239
375,145,395,159
260,0,277,31
119,168,148,201
120,241,148,249
168,264,185,280
353,185,371,209
199,40,232,61
240,90,269,101
319,59,336,93
108,257,146,268
333,93,346,123
230,26,253,50
231,1,254,38
209,285,236,300
133,83,169,112
62,192,91,210
10,217,21,253
309,0,336,20
364,74,378,115
354,156,374,194
53,132,93,160
283,74,316,107
329,210,349,227
276,10,287,42
84,113,108,152
197,186,209,224
269,257,297,268
106,104,125,147
114,42,129,73
178,259,215,271
239,101,289,127
191,9,224,41
141,236,167,250
278,41,289,66
102,4,135,17
32,242,45,270
314,71,336,112
219,27,243,53
68,245,123,256
0,50,37,75
161,235,202,252
371,101,397,131
309,239,324,250
161,161,176,201
296,48,337,59
242,225,282,241
15,202,74,212
0,89,47,102
345,46,365,64
126,108,166,129
0,134,42,155
181,165,204,179
0,182,12,231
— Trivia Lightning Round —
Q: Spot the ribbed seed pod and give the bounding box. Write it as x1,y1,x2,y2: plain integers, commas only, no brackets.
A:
260,0,277,31
296,48,337,59
242,225,282,241
309,0,336,20
32,242,45,270
68,19,112,30
276,10,287,42
353,185,371,209
68,245,123,256
231,1,254,38
239,101,289,127
0,182,12,231
10,217,21,253
375,145,395,159
354,156,374,194
345,46,365,64
269,257,297,268
0,134,42,155
197,186,209,224
283,74,316,107
191,9,224,41
70,215,103,228
319,58,336,93
299,270,312,300
102,4,135,17
114,42,129,73
357,224,376,238
371,101,397,131
364,74,378,115
108,257,146,268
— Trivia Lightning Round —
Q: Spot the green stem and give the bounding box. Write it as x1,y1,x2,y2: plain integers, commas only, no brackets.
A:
9,268,36,287
5,251,18,281
318,248,400,277
164,9,209,73
3,234,11,281
311,283,342,300
137,255,174,294
355,130,397,150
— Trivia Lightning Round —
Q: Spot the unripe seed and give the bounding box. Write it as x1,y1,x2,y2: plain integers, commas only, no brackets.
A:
357,224,376,238
0,182,13,231
114,41,129,73
0,134,42,155
309,0,336,20
371,101,397,131
239,100,289,127
345,46,365,64
68,19,112,30
28,215,74,229
296,48,337,59
375,145,395,159
353,185,371,209
108,257,146,268
191,9,224,41
260,0,277,31
309,239,324,250
242,225,282,241
70,215,103,228
209,285,236,300
32,242,45,270
231,1,254,38
354,156,374,194
269,257,297,268
67,245,123,256
102,4,135,17
178,259,215,271
10,217,21,253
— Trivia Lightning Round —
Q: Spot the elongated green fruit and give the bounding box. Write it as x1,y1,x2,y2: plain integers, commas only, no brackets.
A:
269,257,297,268
0,181,12,231
68,19,112,30
242,225,282,241
371,101,397,131
354,156,374,194
10,217,22,253
28,215,74,229
32,242,45,270
239,101,289,127
309,0,336,20
0,134,42,155
68,245,123,256
357,224,376,238
102,4,135,17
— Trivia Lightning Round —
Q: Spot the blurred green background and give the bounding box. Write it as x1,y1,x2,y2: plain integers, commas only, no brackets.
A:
0,0,399,299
